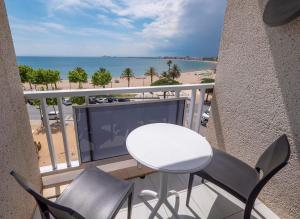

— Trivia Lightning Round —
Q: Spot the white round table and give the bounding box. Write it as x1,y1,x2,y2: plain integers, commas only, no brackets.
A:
126,123,213,218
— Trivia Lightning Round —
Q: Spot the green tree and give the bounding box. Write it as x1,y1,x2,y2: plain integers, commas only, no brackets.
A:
151,78,180,99
30,69,45,89
42,69,52,89
144,67,158,84
91,68,112,88
167,60,172,73
70,96,85,105
201,78,215,102
68,67,88,89
18,65,34,89
48,70,61,89
169,64,181,79
121,68,134,87
27,70,38,89
201,78,215,83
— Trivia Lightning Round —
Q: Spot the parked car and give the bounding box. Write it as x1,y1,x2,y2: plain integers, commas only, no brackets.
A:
48,111,59,120
117,98,130,102
201,107,210,126
89,97,97,104
63,98,72,106
95,98,108,104
107,97,118,103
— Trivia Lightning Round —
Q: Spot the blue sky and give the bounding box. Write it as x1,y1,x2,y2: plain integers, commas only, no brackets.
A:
5,0,227,57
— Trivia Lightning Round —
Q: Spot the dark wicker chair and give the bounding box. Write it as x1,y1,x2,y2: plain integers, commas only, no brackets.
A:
186,134,290,219
11,167,134,219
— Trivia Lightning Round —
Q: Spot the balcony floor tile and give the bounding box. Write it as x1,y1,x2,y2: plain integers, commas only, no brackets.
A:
35,172,280,219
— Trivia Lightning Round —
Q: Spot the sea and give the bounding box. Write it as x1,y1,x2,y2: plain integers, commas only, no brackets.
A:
16,56,216,80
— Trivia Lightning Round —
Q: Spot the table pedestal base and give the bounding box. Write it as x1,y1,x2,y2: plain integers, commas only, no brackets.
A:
139,172,180,219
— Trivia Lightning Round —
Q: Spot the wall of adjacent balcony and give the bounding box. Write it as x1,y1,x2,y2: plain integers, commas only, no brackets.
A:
207,0,300,218
0,1,41,218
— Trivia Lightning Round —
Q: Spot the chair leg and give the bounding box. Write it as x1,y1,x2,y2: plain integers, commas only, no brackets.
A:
127,192,133,219
186,174,194,206
201,177,205,184
244,200,255,219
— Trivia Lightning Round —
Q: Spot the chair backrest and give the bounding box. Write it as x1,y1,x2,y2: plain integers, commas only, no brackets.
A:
255,134,290,178
10,171,84,219
73,98,187,163
244,134,290,218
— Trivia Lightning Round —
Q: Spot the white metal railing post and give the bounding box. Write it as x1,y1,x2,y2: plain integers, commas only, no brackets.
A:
85,96,89,105
57,97,72,167
188,89,196,129
195,88,206,133
41,98,57,169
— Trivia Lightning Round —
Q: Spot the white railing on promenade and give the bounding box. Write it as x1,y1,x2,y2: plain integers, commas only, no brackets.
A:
24,83,214,173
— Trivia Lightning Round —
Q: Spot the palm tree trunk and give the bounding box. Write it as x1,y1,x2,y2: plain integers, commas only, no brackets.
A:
29,82,32,90
54,82,57,90
79,82,82,89
151,75,153,84
128,78,130,87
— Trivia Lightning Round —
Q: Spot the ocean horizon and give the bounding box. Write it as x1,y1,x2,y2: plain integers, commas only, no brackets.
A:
16,56,216,80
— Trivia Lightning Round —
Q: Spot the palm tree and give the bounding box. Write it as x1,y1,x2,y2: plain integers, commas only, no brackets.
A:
144,67,158,84
167,60,172,73
160,71,169,79
169,64,181,80
121,68,134,87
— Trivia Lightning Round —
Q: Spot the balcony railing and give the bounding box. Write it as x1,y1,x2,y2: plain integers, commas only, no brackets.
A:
24,83,214,175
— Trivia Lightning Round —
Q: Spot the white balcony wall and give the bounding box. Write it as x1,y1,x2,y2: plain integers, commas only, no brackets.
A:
0,1,41,218
207,0,300,218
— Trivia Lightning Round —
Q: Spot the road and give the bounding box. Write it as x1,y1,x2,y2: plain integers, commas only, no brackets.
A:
27,102,209,121
27,104,74,121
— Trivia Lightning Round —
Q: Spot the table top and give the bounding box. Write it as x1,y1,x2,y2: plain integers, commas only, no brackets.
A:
126,123,213,173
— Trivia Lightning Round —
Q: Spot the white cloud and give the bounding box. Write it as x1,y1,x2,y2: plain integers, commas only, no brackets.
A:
10,0,226,56
98,15,134,29
47,0,185,40
41,22,66,31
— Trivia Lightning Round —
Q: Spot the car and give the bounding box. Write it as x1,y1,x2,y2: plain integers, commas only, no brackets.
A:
117,98,130,102
48,111,59,120
89,97,97,104
201,107,210,126
63,98,72,106
107,97,117,103
95,98,108,104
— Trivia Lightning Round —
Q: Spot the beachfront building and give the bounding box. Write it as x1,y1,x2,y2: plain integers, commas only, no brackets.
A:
0,0,299,219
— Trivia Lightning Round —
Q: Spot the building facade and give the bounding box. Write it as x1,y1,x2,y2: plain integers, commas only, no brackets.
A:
207,0,300,218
